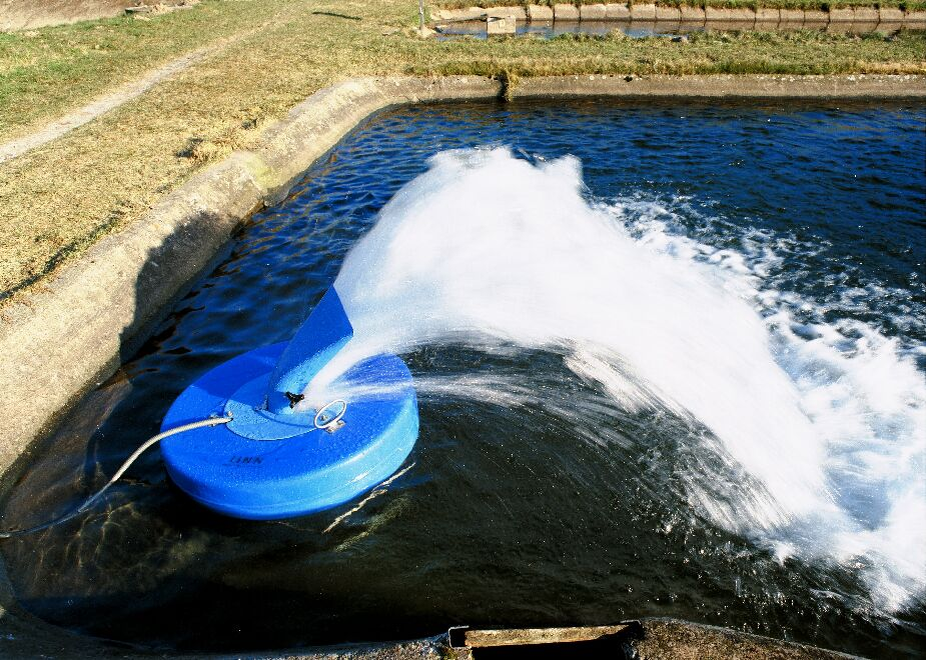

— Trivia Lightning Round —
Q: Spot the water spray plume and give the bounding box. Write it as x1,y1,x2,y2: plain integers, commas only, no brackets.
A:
303,148,925,612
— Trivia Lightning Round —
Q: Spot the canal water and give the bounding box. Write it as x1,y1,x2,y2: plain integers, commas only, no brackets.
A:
1,99,923,657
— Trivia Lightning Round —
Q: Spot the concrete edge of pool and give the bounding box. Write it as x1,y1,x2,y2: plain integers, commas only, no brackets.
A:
0,615,864,658
0,73,920,658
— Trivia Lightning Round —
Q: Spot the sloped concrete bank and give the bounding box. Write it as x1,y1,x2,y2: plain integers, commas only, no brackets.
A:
0,76,496,474
0,73,922,657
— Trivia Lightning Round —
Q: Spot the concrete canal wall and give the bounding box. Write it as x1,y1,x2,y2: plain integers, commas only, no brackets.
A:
432,3,926,26
0,72,921,658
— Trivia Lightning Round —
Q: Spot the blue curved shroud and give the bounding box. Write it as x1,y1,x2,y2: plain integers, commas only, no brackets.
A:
266,287,355,415
160,288,418,520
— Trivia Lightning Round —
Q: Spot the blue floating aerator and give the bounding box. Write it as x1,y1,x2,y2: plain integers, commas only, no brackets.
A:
160,287,419,520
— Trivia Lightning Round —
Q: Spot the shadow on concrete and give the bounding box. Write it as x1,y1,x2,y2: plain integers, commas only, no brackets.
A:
0,208,248,657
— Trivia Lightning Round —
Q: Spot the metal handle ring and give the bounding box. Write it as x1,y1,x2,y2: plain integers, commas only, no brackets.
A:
314,399,348,431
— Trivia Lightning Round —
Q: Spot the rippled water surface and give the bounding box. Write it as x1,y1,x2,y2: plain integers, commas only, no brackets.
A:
2,99,924,656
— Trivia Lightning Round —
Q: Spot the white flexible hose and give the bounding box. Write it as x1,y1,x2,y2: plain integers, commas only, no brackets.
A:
0,415,232,539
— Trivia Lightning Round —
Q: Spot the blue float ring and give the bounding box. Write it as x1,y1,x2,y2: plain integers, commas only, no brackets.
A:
160,342,418,520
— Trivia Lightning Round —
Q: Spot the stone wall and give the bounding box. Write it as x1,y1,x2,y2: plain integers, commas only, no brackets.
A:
432,3,926,27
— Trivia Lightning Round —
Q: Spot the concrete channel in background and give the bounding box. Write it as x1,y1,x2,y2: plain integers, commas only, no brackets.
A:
432,2,926,30
0,73,922,658
432,2,926,38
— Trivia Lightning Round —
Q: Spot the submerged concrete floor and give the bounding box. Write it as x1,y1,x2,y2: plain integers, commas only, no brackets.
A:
0,558,859,658
629,619,859,659
0,609,861,659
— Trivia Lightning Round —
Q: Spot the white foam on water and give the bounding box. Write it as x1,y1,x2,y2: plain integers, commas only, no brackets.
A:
614,196,926,613
301,148,926,613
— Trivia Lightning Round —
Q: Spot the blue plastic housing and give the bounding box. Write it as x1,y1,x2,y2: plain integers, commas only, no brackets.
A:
159,286,419,519
266,287,355,415
161,342,418,519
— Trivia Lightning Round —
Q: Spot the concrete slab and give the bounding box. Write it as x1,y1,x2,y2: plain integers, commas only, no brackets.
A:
487,15,516,33
679,5,705,22
527,4,553,21
511,73,926,99
705,6,756,22
655,5,681,21
433,6,486,21
605,3,631,20
803,9,828,24
628,619,860,659
829,7,855,22
630,3,656,21
755,7,780,25
878,7,904,22
580,3,608,20
853,7,879,22
464,624,631,647
553,3,580,20
485,6,526,20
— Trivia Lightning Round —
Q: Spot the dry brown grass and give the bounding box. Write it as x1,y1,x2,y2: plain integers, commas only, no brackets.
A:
0,0,923,305
0,0,294,144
